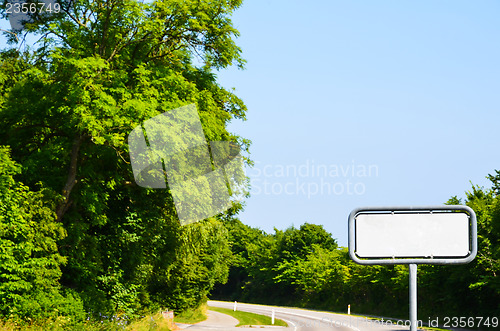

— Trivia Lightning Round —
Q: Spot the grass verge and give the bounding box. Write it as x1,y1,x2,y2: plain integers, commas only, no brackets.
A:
0,311,174,330
173,304,207,324
125,311,174,331
209,306,288,327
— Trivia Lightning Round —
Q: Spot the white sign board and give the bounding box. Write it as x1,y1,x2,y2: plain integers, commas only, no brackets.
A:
356,213,469,258
348,206,477,265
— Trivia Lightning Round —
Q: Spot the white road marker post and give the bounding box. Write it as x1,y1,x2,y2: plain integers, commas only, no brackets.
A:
233,301,237,311
271,309,275,325
348,304,351,315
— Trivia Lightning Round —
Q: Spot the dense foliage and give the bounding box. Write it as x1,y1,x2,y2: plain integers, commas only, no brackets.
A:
0,0,247,326
213,175,500,319
0,146,85,323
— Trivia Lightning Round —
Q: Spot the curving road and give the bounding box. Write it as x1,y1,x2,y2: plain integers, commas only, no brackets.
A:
199,300,412,331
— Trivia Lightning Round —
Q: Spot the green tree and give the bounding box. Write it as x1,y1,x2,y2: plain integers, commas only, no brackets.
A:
460,183,499,315
276,223,338,260
487,170,500,195
211,218,266,301
0,0,248,319
417,180,500,318
213,222,342,306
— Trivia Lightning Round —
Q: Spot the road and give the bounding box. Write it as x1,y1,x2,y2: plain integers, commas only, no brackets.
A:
177,300,413,331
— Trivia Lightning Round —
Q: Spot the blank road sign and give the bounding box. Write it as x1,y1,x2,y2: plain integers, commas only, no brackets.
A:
348,206,477,265
356,213,469,258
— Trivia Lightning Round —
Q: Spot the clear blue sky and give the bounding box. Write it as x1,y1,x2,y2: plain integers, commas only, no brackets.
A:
218,0,500,245
1,1,499,246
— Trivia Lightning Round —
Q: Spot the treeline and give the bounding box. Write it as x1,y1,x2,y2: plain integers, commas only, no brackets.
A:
212,173,500,319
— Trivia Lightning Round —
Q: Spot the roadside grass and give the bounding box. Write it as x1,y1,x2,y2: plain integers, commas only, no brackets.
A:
0,311,174,331
0,318,117,331
0,304,210,331
125,311,173,330
209,306,288,327
173,304,207,324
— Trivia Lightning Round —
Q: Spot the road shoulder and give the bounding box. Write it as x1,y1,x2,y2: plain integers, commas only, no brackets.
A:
176,310,239,330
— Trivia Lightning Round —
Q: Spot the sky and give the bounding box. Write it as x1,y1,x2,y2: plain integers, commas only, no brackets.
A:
1,1,500,246
216,0,500,246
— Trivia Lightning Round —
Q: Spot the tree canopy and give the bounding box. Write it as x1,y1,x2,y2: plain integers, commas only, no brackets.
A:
0,0,249,325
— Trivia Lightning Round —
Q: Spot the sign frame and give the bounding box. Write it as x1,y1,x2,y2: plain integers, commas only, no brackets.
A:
348,205,477,265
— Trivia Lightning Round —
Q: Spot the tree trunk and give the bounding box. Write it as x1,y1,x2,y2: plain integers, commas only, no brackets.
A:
56,135,85,222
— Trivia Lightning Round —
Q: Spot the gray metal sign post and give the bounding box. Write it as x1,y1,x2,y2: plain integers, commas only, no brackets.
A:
409,264,417,331
348,206,477,331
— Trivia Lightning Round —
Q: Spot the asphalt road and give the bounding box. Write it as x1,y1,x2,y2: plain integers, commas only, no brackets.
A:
204,300,412,331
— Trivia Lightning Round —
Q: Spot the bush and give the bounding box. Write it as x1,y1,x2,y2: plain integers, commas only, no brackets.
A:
0,146,86,325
